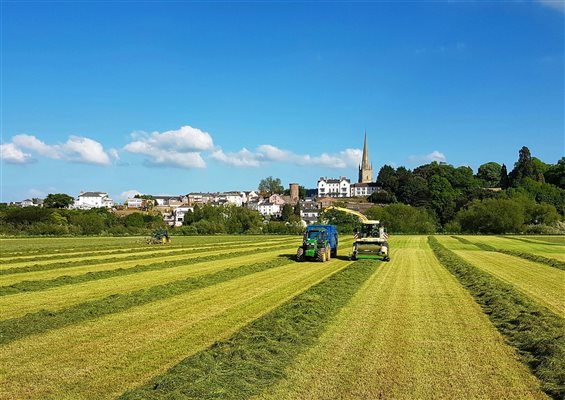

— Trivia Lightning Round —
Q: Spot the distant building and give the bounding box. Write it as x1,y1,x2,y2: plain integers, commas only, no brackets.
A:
299,198,320,225
317,177,351,198
126,198,144,209
258,202,281,217
20,199,35,207
154,195,187,207
269,194,286,205
74,192,114,209
173,205,194,227
350,182,380,197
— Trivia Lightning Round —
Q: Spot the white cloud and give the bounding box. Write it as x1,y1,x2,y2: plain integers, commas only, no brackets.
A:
124,125,212,169
4,134,112,165
211,144,363,169
538,0,565,13
0,143,32,164
407,150,447,164
210,148,262,167
118,189,141,201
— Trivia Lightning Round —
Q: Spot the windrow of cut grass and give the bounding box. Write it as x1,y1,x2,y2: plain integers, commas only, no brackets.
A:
429,236,565,399
502,236,565,246
0,242,296,288
0,242,300,295
0,243,305,320
460,235,565,263
0,238,296,273
453,236,565,271
119,259,377,400
0,236,290,265
0,256,296,345
438,238,565,316
257,236,546,400
0,258,351,400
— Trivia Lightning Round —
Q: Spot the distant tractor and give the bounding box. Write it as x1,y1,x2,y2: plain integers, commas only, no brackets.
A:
147,229,171,245
323,206,390,262
296,225,338,262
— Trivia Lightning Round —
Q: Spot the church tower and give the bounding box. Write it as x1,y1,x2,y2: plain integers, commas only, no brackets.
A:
358,131,373,183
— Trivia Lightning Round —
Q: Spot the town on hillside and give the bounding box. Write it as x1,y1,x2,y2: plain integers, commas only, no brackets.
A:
10,133,383,228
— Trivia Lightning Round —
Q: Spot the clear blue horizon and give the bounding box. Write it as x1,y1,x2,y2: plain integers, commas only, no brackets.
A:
1,1,563,202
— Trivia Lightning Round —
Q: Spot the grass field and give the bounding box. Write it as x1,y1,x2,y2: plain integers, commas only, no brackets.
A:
1,234,563,399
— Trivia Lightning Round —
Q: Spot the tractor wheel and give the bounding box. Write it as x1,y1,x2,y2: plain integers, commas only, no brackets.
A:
316,248,326,262
296,247,305,262
351,252,358,261
326,245,331,260
332,248,337,258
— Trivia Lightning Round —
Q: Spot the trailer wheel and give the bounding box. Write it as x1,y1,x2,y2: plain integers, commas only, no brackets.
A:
296,247,304,262
326,245,331,260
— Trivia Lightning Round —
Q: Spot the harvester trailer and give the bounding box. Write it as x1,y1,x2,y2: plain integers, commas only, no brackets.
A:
296,225,338,262
322,206,390,262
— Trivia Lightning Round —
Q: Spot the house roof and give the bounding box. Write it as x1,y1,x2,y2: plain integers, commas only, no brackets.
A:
79,192,108,197
351,183,380,188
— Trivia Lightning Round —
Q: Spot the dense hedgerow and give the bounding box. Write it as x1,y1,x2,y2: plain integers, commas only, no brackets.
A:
119,260,378,400
429,236,565,399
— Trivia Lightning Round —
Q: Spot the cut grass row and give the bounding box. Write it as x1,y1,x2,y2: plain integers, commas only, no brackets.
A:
0,243,299,296
0,236,291,265
429,236,565,399
257,236,546,400
460,235,565,263
119,259,377,400
438,238,565,316
0,244,304,320
0,236,298,276
0,257,353,400
453,236,565,271
0,238,296,273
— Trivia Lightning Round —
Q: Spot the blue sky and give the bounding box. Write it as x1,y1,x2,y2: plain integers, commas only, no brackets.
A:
1,1,563,202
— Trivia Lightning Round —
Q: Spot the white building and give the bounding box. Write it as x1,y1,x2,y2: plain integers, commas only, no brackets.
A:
317,177,351,198
173,205,194,227
350,183,381,197
299,198,320,225
74,192,114,209
126,198,144,209
20,199,35,207
217,192,246,207
257,202,281,217
269,194,286,205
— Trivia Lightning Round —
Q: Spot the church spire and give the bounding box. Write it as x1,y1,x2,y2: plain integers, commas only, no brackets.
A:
358,130,373,184
361,129,369,169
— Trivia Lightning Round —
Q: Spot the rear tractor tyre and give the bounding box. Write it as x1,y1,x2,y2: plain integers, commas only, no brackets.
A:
316,248,326,263
296,247,305,262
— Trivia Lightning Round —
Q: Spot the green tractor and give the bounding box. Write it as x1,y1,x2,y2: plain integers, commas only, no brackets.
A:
296,225,338,262
146,229,171,245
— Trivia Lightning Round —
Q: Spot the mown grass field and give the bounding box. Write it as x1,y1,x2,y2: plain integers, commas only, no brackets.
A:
0,234,563,399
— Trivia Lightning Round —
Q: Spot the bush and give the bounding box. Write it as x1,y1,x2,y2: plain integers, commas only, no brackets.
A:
456,198,524,234
365,203,436,233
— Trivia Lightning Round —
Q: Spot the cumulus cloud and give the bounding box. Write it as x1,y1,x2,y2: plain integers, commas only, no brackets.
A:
118,189,141,201
211,144,363,169
210,148,262,167
538,0,565,13
407,150,447,164
2,134,113,165
124,125,212,169
0,143,32,164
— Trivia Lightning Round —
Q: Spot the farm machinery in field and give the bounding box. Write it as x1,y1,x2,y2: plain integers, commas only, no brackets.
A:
296,225,338,262
146,229,171,245
322,206,390,262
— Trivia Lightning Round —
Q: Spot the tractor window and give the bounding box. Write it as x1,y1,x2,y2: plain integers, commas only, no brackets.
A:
307,231,324,240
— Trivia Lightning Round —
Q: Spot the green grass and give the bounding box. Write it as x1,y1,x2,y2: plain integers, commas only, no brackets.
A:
0,241,298,296
460,235,565,263
429,236,565,399
119,259,377,400
1,258,350,400
257,236,546,400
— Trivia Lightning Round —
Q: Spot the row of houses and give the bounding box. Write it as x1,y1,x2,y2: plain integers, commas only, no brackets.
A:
317,177,381,198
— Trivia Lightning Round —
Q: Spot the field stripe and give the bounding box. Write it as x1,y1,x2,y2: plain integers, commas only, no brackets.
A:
453,250,565,316
0,242,299,295
502,236,565,246
0,243,302,320
460,235,565,263
0,238,296,273
119,259,375,400
257,236,547,400
0,258,350,400
0,237,289,265
429,236,564,399
453,236,565,271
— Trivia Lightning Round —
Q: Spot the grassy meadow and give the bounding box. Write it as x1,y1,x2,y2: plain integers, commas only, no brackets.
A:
0,234,563,399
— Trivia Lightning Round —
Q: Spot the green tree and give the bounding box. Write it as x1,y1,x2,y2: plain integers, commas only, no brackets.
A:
258,176,284,195
544,157,565,189
456,198,524,233
281,204,293,221
293,202,301,216
365,204,436,233
124,212,145,228
429,175,457,225
477,162,502,188
509,146,540,186
368,190,396,204
500,164,510,189
44,193,74,209
376,165,399,193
